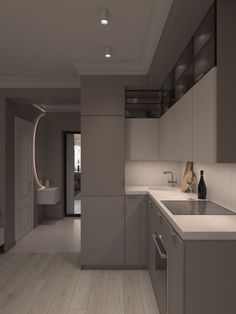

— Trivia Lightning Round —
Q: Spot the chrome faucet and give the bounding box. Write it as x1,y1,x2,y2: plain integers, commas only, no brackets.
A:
163,171,177,187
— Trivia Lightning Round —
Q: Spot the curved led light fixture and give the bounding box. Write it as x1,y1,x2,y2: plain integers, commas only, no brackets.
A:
33,105,46,188
100,8,109,25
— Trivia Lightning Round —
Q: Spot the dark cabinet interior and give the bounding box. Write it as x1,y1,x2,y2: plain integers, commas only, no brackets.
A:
125,90,162,118
126,2,216,119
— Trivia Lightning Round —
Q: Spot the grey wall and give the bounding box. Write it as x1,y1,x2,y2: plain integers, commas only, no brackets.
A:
36,112,80,219
148,0,215,88
0,98,5,231
4,99,40,251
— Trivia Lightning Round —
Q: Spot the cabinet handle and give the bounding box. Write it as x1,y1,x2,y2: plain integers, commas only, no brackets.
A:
152,233,167,259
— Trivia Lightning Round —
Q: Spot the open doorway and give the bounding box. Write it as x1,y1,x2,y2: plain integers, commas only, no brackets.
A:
64,132,81,217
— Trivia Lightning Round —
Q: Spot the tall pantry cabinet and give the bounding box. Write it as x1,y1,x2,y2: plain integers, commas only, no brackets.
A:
80,76,125,266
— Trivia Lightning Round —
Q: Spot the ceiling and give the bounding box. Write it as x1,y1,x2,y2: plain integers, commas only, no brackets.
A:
0,0,173,87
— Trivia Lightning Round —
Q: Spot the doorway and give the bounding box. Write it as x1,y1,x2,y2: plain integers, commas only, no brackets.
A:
64,132,81,217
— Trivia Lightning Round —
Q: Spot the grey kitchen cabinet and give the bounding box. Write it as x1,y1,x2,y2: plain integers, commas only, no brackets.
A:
160,211,184,314
125,195,147,266
159,106,174,161
81,115,124,196
125,118,159,160
81,196,125,266
193,67,217,162
81,76,124,116
173,88,193,161
148,196,236,314
147,198,167,314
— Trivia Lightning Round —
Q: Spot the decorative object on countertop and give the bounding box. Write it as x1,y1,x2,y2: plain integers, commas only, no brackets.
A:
180,161,196,192
198,170,207,199
45,179,50,188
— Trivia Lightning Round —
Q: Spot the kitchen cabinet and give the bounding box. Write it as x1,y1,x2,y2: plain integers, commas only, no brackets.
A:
193,67,217,162
159,106,174,161
147,194,236,314
173,88,193,161
81,196,125,266
125,118,159,160
147,198,167,314
125,195,147,266
81,115,124,196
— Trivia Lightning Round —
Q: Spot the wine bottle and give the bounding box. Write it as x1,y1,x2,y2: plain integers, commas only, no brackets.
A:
198,170,207,199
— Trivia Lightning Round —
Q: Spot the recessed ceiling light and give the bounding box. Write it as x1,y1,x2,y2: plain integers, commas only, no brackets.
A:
105,46,111,58
101,9,109,25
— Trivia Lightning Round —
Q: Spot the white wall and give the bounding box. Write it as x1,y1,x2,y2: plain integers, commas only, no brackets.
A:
188,163,236,213
125,161,181,186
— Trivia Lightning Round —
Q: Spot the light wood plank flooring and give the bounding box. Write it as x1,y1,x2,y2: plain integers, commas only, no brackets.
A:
0,253,160,314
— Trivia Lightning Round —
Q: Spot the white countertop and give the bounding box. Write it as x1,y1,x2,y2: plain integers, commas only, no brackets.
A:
126,186,236,240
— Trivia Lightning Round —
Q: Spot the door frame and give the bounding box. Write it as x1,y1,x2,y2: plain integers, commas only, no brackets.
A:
63,131,81,217
15,117,34,242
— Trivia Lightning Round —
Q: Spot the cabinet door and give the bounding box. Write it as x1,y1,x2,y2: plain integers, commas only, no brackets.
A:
193,67,217,162
81,116,124,196
160,107,174,161
161,216,184,314
126,119,159,160
174,89,193,161
81,196,125,266
125,195,147,266
81,76,124,115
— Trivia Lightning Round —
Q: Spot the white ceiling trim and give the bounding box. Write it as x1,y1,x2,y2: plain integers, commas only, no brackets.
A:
0,77,81,88
74,0,173,75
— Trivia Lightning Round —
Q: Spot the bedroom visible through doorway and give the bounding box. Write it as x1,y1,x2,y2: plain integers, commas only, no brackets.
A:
64,132,81,217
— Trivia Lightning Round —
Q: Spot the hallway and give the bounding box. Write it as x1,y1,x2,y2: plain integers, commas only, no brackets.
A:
10,218,81,253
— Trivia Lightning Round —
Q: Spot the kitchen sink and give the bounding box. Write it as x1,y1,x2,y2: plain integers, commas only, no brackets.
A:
148,186,172,191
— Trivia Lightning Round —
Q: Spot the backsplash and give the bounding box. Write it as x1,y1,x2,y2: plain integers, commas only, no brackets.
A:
125,161,181,186
183,163,236,213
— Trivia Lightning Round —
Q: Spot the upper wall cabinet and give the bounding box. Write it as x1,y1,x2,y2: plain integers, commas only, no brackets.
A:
126,118,159,160
125,90,162,118
160,106,174,161
173,89,193,162
160,3,216,114
81,76,124,116
193,67,217,163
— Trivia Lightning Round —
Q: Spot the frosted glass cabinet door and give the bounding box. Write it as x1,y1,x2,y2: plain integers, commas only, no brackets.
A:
193,67,217,162
126,119,159,160
81,116,125,196
160,107,174,161
173,89,193,161
81,196,125,266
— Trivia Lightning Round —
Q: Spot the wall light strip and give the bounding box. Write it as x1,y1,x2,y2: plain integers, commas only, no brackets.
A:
33,108,46,188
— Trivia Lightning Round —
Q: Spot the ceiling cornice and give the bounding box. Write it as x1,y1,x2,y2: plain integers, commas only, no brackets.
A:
0,77,81,88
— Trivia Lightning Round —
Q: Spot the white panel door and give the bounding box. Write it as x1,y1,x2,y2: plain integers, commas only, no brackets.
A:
15,117,33,242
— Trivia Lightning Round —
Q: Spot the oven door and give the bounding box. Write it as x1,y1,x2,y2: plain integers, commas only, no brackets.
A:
152,232,167,314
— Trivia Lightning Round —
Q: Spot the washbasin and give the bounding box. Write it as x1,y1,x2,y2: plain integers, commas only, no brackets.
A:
147,186,173,191
37,187,61,205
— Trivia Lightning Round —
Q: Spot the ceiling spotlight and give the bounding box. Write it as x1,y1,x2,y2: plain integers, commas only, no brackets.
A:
101,8,109,25
105,46,111,58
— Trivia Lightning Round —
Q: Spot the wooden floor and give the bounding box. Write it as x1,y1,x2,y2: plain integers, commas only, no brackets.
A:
0,253,160,314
